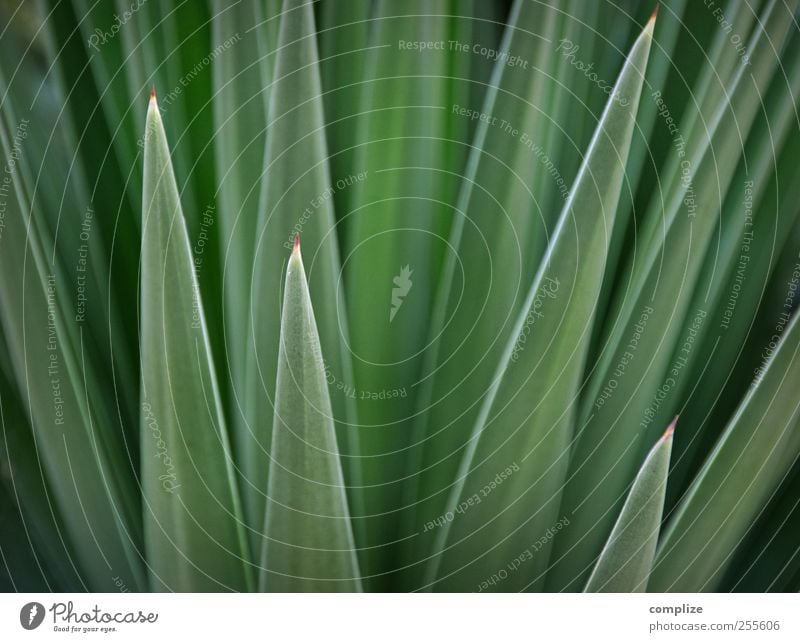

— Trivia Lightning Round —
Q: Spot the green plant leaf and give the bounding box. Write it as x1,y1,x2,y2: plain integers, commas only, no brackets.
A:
667,32,800,502
0,357,84,591
584,418,675,592
140,92,251,591
245,0,358,549
407,0,582,570
549,0,799,591
0,60,145,591
211,0,281,546
650,311,800,592
340,0,501,586
426,12,655,592
720,448,800,591
260,239,361,592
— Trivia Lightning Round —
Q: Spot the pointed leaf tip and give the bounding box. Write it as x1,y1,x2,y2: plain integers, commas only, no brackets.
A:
293,233,300,254
650,4,659,22
663,416,677,440
584,416,673,592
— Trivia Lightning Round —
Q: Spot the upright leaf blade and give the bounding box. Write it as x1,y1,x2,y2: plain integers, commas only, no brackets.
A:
260,240,361,592
550,0,799,591
650,312,800,592
141,92,251,591
408,0,577,568
246,0,358,548
0,61,144,591
584,419,674,593
426,14,655,592
212,0,281,545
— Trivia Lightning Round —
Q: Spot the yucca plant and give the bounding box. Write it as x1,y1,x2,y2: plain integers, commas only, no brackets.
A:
1,0,799,593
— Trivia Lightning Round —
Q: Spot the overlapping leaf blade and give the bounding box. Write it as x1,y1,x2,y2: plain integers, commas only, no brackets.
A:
243,0,358,563
426,14,655,591
650,311,800,591
260,242,361,592
140,94,251,591
211,0,281,545
584,419,674,592
549,0,799,591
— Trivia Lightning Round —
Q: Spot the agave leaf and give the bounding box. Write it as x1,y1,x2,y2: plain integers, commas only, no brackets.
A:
245,0,358,562
0,62,145,591
650,307,800,591
341,0,498,585
0,486,51,591
407,0,576,567
405,2,646,546
211,0,281,544
67,0,141,200
665,32,800,503
584,419,674,592
141,93,251,591
720,446,800,591
317,0,372,219
0,359,85,591
117,0,202,217
259,240,361,592
426,14,655,592
33,0,142,468
595,0,688,338
550,0,798,592
630,0,761,265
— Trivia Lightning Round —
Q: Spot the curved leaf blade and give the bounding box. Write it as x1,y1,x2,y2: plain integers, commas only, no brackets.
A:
650,312,800,592
426,14,656,592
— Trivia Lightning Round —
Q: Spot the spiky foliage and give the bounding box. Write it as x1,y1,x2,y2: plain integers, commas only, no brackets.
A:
1,0,800,593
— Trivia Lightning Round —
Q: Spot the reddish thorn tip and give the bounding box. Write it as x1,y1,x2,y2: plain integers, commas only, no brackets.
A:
293,234,300,254
663,415,678,439
650,4,659,21
150,85,156,100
